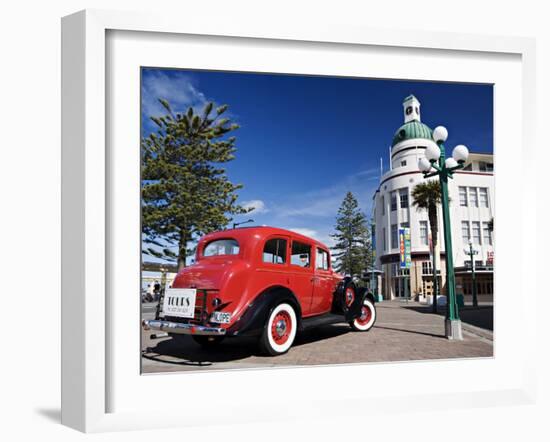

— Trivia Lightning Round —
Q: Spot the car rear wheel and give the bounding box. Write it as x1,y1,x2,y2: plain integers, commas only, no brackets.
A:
349,298,376,331
259,303,297,356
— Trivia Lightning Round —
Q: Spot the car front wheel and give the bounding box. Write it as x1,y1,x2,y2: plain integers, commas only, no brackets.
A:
259,303,297,356
349,298,376,331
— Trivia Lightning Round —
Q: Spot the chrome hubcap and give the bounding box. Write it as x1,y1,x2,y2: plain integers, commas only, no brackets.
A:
275,319,287,336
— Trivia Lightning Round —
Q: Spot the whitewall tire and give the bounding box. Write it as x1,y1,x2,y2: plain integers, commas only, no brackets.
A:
260,303,298,355
350,299,376,331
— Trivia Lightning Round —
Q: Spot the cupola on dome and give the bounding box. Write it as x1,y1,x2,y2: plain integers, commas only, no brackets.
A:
391,94,433,147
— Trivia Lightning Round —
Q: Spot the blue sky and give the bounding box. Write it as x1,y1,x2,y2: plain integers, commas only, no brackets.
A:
141,67,493,258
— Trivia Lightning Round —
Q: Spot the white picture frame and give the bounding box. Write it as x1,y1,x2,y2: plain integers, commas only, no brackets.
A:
61,9,537,433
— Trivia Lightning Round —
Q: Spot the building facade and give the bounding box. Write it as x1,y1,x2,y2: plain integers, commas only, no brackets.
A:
372,95,494,302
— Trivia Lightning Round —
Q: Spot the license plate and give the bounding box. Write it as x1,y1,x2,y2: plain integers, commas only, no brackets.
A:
163,288,196,318
210,311,231,324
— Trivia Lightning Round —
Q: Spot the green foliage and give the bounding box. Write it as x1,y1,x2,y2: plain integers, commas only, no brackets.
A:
141,99,249,270
330,192,371,276
411,180,443,247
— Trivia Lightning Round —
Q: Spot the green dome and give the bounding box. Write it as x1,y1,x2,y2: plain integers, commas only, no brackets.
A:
391,120,433,147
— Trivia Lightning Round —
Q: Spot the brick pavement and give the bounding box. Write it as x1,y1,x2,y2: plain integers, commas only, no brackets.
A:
141,301,493,373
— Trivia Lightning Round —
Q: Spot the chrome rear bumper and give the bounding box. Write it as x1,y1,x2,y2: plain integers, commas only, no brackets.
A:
142,319,226,336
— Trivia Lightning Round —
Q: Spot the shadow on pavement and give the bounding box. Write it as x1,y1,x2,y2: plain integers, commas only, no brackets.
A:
143,324,352,365
403,305,493,331
374,325,445,339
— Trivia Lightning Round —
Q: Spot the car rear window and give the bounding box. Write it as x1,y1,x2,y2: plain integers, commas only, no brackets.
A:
203,239,240,256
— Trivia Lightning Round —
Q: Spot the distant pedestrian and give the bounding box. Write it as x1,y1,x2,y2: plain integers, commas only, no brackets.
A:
153,281,161,301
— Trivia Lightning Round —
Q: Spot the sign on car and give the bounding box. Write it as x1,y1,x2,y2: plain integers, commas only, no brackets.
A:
163,288,197,318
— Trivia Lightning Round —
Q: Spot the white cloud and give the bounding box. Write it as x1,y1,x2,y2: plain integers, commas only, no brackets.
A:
141,70,208,120
242,199,268,214
287,227,317,238
355,166,381,180
274,171,378,219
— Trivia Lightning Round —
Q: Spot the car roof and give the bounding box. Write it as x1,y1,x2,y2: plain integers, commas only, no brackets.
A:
200,226,330,250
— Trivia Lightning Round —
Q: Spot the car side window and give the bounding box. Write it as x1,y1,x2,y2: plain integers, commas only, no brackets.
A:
291,241,311,268
316,248,330,270
263,238,287,264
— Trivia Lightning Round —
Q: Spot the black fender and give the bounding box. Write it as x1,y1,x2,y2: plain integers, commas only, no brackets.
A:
226,286,302,337
365,291,376,304
332,276,353,313
333,278,369,320
346,290,377,323
335,276,354,296
344,284,368,322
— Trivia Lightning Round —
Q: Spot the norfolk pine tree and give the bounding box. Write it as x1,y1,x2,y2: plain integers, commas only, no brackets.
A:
330,192,371,277
141,100,249,271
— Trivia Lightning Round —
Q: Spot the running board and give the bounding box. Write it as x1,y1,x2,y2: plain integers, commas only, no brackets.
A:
301,313,346,330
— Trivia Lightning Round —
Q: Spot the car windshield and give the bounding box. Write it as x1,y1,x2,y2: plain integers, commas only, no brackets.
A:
203,239,240,257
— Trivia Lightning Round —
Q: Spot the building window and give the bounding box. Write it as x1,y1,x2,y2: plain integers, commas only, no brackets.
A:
391,224,398,249
459,186,468,207
419,221,428,246
479,162,494,172
400,160,407,167
463,163,473,171
472,221,481,245
468,187,478,207
483,221,492,245
422,261,433,275
461,221,470,243
479,188,489,208
391,191,397,211
399,188,409,208
475,260,483,268
382,227,386,251
381,195,385,215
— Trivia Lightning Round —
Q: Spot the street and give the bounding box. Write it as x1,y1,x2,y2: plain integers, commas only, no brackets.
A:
141,301,493,374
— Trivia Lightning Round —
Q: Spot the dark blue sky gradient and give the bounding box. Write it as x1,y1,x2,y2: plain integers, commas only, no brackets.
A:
141,68,493,249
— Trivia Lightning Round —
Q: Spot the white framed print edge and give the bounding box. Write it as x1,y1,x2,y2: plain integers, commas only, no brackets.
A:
61,9,538,433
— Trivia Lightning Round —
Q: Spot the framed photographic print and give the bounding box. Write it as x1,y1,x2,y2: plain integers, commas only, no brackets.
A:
61,9,537,432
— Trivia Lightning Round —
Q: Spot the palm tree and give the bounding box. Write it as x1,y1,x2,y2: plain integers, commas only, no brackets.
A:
412,180,444,313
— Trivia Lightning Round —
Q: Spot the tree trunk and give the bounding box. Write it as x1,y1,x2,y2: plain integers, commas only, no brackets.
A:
177,231,187,272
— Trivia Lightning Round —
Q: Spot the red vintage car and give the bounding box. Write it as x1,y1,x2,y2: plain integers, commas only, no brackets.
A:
142,226,377,355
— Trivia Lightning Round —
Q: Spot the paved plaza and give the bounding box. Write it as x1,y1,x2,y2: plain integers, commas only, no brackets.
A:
141,301,493,374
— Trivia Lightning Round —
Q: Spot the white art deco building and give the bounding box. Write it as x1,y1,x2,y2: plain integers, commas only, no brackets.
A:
372,95,494,302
